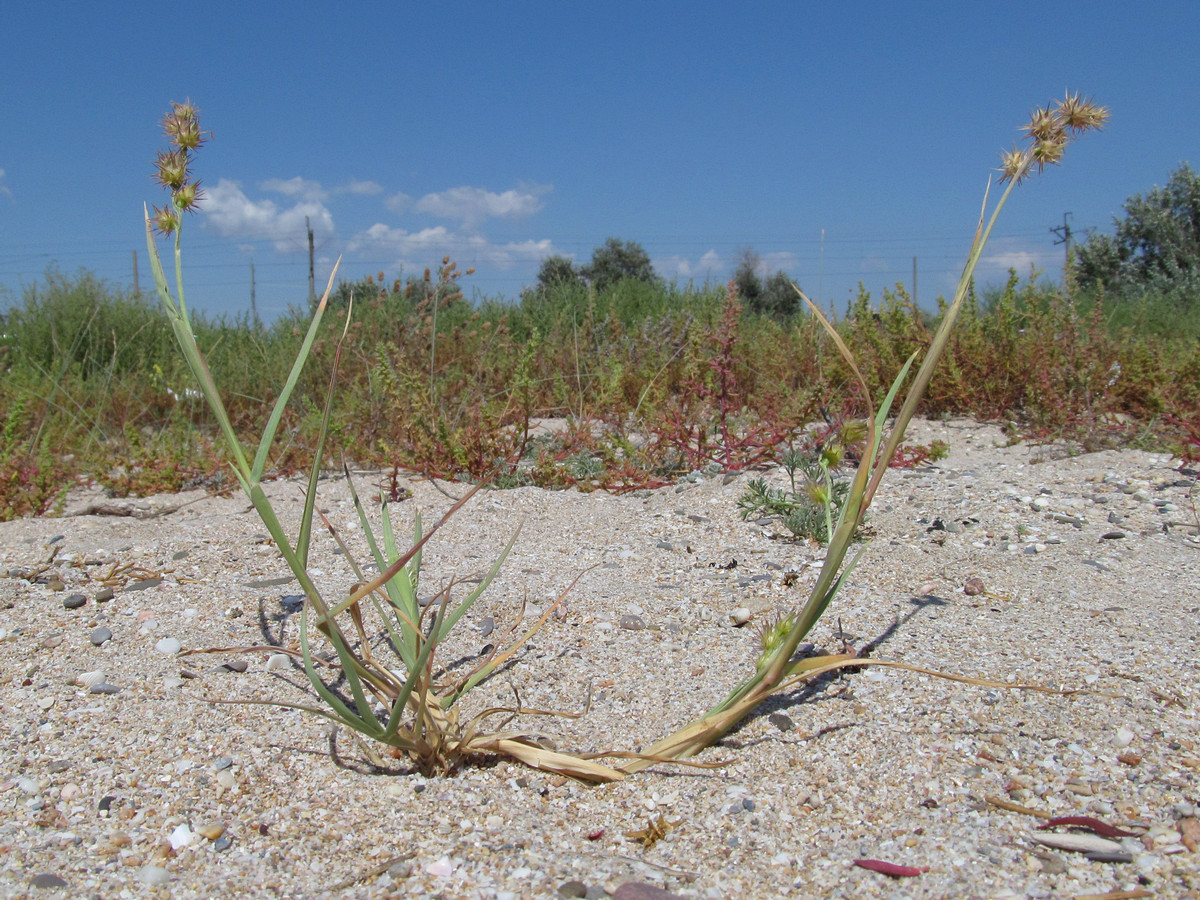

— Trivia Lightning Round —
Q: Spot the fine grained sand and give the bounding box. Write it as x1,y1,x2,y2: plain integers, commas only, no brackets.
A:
1,419,1198,900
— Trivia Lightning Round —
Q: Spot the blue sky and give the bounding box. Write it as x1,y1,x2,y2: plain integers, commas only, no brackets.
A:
2,2,1197,321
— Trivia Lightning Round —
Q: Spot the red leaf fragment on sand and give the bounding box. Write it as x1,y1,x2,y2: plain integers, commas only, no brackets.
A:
587,828,605,841
1039,816,1138,838
853,859,929,877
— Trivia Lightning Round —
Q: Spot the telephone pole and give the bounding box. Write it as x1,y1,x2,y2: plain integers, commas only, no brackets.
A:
1051,212,1073,270
132,250,140,297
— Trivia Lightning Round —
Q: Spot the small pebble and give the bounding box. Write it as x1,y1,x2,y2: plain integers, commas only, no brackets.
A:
479,616,495,638
769,712,794,732
89,684,122,695
195,822,226,841
94,587,114,602
214,756,234,770
729,607,752,626
213,834,233,852
963,576,985,596
30,873,68,889
559,881,588,898
90,628,112,646
612,884,683,900
220,659,249,673
619,614,647,631
63,593,87,610
136,865,170,886
155,637,182,655
266,653,290,672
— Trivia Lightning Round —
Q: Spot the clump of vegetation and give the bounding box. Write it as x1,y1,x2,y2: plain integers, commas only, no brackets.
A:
737,423,862,544
619,91,1111,773
144,101,625,781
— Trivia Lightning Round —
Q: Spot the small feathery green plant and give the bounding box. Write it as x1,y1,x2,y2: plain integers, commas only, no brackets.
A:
144,101,624,781
736,422,863,544
621,92,1109,773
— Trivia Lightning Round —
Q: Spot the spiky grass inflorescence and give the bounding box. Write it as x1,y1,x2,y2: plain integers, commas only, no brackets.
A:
1001,92,1109,183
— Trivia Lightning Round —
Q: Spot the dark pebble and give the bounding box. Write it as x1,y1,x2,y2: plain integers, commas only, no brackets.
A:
655,540,674,551
558,881,588,898
63,593,87,610
736,574,771,587
172,549,189,560
618,614,647,631
963,576,986,596
90,684,122,694
220,659,249,673
94,586,114,602
742,798,756,811
280,595,304,612
768,712,794,732
47,760,70,774
90,627,113,646
125,578,162,592
213,834,233,852
479,616,495,638
98,795,116,812
1100,531,1127,540
30,873,68,889
1086,851,1133,864
613,883,683,900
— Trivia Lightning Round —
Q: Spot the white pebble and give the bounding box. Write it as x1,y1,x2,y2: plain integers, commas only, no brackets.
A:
169,824,196,850
155,637,182,655
425,857,454,878
1115,725,1135,747
266,653,290,672
137,865,171,885
729,607,752,627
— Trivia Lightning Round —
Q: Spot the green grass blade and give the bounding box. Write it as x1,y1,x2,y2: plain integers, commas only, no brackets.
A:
251,260,341,484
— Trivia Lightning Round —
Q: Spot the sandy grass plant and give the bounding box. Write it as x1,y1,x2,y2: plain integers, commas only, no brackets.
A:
621,92,1109,774
144,101,624,781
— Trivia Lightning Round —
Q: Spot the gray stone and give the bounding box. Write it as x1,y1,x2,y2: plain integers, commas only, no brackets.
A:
63,593,87,610
94,586,114,602
30,873,68,889
619,614,646,631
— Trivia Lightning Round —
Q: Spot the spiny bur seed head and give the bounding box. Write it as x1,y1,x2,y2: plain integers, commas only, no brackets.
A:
151,205,181,236
154,149,189,190
173,181,203,213
756,612,798,667
1056,92,1110,133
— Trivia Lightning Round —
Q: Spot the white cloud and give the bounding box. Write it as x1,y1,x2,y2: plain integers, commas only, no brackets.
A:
414,185,549,228
349,223,555,271
341,179,382,196
203,178,333,252
260,176,328,202
0,168,11,200
385,192,413,214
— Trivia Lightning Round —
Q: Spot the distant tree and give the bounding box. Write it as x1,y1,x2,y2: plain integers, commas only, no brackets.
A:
583,238,657,292
732,248,764,308
1073,163,1200,302
733,247,800,320
535,254,584,290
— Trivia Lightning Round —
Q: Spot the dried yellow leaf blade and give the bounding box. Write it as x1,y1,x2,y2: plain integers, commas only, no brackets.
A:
480,738,626,783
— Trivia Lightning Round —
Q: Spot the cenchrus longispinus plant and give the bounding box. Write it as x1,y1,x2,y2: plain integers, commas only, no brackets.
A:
144,101,626,781
619,93,1109,773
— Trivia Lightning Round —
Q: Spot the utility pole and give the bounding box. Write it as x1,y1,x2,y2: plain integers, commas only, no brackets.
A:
307,216,316,309
912,256,918,308
250,261,258,325
132,250,140,297
1051,212,1073,271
